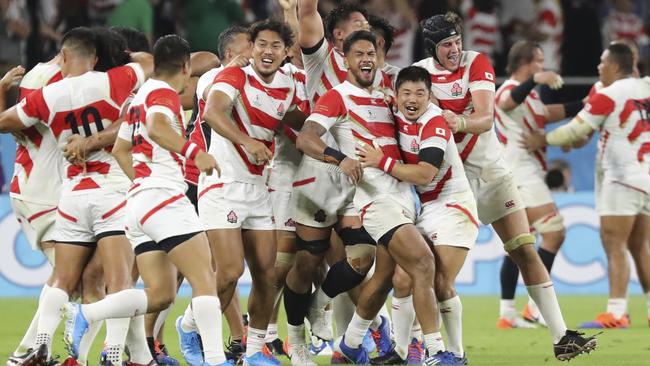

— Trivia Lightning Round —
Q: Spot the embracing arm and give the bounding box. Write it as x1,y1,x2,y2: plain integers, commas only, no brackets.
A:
112,136,134,180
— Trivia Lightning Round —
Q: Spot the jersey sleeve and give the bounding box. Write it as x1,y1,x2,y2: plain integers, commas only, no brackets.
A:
210,66,245,102
308,90,346,131
117,120,134,141
108,63,146,106
302,38,330,84
468,53,496,93
420,115,451,151
145,88,181,124
578,92,614,129
16,88,50,127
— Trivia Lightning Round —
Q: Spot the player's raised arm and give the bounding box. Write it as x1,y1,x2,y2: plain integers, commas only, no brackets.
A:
129,51,154,79
190,51,221,76
297,0,325,48
498,71,564,112
0,66,25,111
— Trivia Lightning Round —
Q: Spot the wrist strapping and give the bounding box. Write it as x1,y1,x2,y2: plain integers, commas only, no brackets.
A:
379,155,396,174
181,141,201,160
324,146,347,165
510,76,537,104
457,115,468,132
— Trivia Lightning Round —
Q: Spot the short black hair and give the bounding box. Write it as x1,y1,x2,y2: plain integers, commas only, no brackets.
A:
61,27,97,58
153,34,191,76
342,30,376,55
249,19,294,49
93,27,129,72
368,15,396,54
395,66,432,92
606,42,634,75
324,1,368,41
111,26,150,52
218,25,249,60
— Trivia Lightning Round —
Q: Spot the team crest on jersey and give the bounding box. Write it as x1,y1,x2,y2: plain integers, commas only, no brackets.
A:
451,83,463,97
277,102,285,116
410,139,419,152
253,94,262,107
285,218,296,227
314,209,326,223
227,210,238,223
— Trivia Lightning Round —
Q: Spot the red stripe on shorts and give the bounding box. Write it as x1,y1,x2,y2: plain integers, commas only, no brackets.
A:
292,177,315,187
445,203,479,228
198,183,224,200
58,209,78,223
102,200,126,219
140,194,185,225
27,207,57,222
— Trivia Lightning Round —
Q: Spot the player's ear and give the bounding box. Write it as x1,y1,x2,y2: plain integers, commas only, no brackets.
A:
376,38,385,54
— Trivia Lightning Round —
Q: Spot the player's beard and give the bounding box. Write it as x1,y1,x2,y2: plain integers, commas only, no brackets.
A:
353,68,375,88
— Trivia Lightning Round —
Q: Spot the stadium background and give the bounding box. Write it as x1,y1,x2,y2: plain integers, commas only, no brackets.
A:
0,0,648,297
1,2,650,365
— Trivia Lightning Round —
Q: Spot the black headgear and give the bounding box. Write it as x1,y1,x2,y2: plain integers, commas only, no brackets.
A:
421,14,461,64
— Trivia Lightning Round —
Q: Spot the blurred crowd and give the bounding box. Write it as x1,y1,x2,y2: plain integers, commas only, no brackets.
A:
1,0,649,75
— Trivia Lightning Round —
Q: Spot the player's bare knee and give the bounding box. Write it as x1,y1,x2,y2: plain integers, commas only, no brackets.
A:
434,275,455,300
221,262,245,287
392,270,412,296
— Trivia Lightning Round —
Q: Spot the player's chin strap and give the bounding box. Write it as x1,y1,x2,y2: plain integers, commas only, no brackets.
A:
422,24,459,64
503,233,536,252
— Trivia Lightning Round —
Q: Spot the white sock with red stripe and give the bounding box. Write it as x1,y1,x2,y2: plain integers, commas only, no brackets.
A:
526,282,567,343
439,296,463,358
392,295,415,359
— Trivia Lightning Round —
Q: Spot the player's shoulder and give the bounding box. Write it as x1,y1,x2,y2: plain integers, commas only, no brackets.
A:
419,103,445,126
20,62,61,89
412,57,435,73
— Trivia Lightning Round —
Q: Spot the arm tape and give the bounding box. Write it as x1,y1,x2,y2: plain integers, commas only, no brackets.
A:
546,118,595,146
324,146,347,164
510,77,537,104
418,147,444,169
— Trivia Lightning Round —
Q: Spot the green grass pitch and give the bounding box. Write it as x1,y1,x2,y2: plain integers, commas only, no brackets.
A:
1,295,649,365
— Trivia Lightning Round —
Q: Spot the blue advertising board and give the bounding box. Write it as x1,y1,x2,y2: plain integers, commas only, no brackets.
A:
0,193,643,297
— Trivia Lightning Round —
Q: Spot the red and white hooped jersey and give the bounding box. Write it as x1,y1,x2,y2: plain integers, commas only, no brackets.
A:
396,103,471,206
535,0,563,71
184,66,223,185
302,38,399,107
10,62,63,205
578,77,650,192
125,78,187,196
268,63,309,192
309,81,410,207
413,51,502,178
495,78,549,180
16,63,144,193
204,64,300,185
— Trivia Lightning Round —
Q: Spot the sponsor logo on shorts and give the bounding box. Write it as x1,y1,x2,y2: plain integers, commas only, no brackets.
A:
314,209,326,223
505,200,515,209
430,232,437,243
271,216,276,224
227,210,238,223
451,82,462,97
285,218,296,227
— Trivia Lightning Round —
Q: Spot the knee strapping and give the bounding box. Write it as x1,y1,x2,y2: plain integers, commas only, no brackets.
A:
275,252,296,266
295,235,330,255
504,233,536,252
338,227,376,246
531,213,565,234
